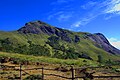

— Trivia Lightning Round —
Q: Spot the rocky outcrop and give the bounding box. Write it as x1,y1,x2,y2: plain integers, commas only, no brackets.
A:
18,21,77,42
74,35,80,43
87,33,120,55
18,21,56,35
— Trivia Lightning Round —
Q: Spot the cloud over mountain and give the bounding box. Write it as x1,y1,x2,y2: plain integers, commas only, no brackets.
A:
108,37,120,50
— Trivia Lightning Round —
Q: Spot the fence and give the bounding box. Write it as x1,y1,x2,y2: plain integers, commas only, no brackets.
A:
0,64,120,80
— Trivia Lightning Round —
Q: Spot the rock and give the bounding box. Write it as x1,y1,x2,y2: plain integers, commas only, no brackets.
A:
39,26,55,35
18,21,73,42
74,35,80,43
86,33,120,55
55,28,72,42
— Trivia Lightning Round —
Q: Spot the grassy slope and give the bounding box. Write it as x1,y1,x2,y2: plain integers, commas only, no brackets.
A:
0,51,98,66
0,31,120,62
0,31,49,45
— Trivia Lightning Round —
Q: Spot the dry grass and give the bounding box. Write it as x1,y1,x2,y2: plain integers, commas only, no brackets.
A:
0,63,120,80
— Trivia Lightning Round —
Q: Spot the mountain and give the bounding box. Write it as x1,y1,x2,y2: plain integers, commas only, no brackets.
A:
18,21,120,55
0,20,120,62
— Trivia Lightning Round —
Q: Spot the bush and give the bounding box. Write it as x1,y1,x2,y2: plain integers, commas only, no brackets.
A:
97,55,103,63
80,54,93,60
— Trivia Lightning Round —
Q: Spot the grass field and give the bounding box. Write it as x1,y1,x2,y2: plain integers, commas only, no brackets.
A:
0,51,99,67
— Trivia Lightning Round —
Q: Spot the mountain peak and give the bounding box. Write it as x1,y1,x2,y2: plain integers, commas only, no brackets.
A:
18,21,55,34
24,20,49,27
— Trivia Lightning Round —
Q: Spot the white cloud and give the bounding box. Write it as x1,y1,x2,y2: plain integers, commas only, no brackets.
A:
81,1,97,9
71,21,82,27
57,14,72,21
104,13,114,20
71,0,120,28
70,0,108,28
108,38,120,49
49,0,120,29
48,11,64,20
71,13,98,28
105,0,120,14
48,11,73,22
108,37,118,41
110,41,120,49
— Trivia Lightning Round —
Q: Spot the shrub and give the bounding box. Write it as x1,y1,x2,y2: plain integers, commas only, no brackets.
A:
97,55,103,63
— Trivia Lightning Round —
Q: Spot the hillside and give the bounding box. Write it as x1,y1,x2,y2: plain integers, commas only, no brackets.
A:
0,20,120,63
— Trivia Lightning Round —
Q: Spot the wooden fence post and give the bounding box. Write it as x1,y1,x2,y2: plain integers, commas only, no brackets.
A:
42,67,44,80
20,64,22,80
71,66,74,80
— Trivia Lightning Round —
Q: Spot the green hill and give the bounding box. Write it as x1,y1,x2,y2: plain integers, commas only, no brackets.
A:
0,20,120,65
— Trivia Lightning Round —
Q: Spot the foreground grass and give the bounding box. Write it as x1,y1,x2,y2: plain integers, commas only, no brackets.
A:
0,52,98,67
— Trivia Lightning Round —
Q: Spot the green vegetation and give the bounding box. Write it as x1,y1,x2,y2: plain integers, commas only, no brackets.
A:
0,30,120,62
0,52,98,66
97,55,103,63
0,21,120,65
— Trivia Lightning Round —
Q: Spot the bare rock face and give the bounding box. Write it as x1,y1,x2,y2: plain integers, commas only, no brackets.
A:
74,35,80,43
18,21,74,42
18,21,56,35
87,33,120,55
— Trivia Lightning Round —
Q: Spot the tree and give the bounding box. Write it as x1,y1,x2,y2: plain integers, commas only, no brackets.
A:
98,55,103,63
0,38,13,52
14,44,29,54
28,40,32,46
53,50,64,59
47,36,60,49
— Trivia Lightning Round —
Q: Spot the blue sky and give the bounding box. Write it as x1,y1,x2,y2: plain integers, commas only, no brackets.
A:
0,0,120,49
